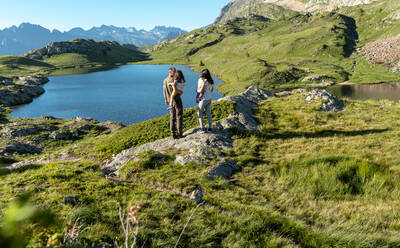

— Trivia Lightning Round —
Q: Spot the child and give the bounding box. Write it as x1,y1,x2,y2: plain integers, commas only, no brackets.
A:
168,70,185,110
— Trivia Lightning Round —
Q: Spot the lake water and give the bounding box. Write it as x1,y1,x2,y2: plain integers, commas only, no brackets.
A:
327,82,400,102
11,65,224,125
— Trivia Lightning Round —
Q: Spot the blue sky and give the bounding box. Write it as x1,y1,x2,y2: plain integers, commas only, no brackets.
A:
0,0,232,31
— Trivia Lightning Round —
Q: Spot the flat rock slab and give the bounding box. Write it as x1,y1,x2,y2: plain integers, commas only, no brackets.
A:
102,86,273,176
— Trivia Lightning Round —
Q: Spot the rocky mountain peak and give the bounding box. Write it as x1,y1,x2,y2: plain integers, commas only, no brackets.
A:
215,0,379,23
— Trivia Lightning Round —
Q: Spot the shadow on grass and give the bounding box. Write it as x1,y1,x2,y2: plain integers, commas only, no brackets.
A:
1,164,42,175
232,127,390,140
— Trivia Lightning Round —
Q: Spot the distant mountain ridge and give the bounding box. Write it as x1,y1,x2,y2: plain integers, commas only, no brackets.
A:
0,23,186,55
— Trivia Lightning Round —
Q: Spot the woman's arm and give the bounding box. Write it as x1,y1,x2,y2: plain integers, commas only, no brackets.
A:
172,81,183,95
197,81,205,93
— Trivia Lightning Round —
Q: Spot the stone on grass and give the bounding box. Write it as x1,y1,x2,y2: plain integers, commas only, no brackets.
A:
208,159,241,180
190,185,204,204
305,89,344,112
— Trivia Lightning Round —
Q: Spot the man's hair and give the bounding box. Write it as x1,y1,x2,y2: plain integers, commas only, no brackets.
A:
168,67,177,72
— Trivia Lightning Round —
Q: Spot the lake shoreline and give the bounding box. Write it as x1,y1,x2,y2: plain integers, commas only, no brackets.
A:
10,64,225,125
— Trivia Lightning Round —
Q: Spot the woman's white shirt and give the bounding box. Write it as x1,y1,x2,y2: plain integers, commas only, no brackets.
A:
198,78,213,101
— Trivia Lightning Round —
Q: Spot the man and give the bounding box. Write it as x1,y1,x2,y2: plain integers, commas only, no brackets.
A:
163,67,183,139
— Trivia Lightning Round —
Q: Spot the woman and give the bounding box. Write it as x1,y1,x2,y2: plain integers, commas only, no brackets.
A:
167,70,185,110
197,68,214,132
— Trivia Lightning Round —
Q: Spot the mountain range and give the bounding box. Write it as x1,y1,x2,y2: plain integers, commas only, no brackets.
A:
0,23,186,55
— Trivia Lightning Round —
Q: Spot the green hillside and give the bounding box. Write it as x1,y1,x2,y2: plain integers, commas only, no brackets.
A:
0,55,55,78
147,0,400,95
147,13,357,95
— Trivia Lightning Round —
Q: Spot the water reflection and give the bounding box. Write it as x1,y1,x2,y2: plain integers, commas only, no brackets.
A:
327,83,400,101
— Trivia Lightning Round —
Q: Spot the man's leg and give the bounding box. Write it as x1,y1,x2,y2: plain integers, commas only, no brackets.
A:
170,100,177,136
174,95,183,136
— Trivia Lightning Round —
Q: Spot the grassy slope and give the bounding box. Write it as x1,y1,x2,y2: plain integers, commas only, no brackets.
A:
2,95,400,247
148,13,357,95
0,55,55,78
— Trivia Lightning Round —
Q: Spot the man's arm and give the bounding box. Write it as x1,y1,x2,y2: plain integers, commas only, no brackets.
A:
163,80,169,105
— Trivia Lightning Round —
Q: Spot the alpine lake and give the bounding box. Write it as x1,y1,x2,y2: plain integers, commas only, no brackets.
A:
11,65,224,125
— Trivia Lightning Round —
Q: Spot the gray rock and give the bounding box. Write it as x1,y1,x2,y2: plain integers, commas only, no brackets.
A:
49,130,72,140
73,116,96,122
301,74,331,82
190,185,204,204
208,159,241,180
64,196,78,206
0,76,49,107
17,76,49,85
0,142,41,156
304,89,344,112
1,125,49,138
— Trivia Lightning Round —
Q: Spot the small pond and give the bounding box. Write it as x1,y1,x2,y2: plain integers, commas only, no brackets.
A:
11,64,224,125
327,82,400,102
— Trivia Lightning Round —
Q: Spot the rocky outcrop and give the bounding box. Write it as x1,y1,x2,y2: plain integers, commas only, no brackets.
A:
0,142,41,156
0,75,49,107
301,74,332,82
305,0,377,12
305,89,345,112
215,0,378,23
387,10,400,20
359,34,400,72
214,0,295,24
0,116,124,160
102,86,273,177
23,39,128,60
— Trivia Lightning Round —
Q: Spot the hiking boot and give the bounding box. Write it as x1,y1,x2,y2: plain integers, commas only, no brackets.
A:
199,128,207,133
171,133,178,139
207,127,212,132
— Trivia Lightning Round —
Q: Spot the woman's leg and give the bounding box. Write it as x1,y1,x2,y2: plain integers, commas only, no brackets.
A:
204,100,212,128
197,100,205,129
169,90,177,106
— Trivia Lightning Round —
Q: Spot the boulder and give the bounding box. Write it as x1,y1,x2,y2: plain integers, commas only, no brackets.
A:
190,185,204,204
49,130,73,140
73,116,97,122
305,89,345,112
301,74,331,82
208,159,241,180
